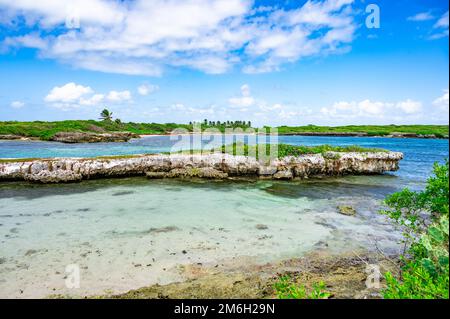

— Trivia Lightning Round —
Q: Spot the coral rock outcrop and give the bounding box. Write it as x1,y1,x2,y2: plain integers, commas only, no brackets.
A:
0,152,403,183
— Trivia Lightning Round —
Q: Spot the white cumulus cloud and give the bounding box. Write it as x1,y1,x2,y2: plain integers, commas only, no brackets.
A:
321,98,423,119
44,82,93,103
138,84,159,96
10,100,25,108
44,82,132,110
79,94,105,106
170,103,186,111
429,11,449,40
434,11,449,29
433,89,449,111
0,0,357,75
106,90,131,102
396,99,422,114
407,12,434,22
228,84,255,107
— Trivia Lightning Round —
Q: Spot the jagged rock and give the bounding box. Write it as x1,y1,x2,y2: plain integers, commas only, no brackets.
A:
51,132,138,143
273,169,293,180
24,170,82,183
165,167,228,179
0,151,403,183
0,135,30,140
258,165,278,176
338,205,357,216
146,172,167,179
196,168,228,179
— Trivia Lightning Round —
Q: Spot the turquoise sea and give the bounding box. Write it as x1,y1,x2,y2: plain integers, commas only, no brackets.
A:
0,136,448,298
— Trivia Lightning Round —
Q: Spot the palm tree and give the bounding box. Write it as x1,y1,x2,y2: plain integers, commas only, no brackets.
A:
100,109,113,121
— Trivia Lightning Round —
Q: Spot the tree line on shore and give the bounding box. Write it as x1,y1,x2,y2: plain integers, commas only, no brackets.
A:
0,108,447,140
189,119,252,128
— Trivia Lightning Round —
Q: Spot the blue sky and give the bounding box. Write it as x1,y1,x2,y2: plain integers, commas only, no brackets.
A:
0,0,448,126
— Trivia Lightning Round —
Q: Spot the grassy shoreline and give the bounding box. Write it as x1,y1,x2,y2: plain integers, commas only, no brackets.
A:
276,124,449,138
179,143,389,158
0,120,448,140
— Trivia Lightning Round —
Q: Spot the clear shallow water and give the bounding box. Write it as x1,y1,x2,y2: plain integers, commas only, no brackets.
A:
0,136,448,298
0,135,253,158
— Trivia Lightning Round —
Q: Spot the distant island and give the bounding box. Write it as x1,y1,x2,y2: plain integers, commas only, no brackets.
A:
0,119,448,143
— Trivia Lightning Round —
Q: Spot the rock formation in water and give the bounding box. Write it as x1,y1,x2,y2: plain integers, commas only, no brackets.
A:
0,151,403,183
0,135,36,141
50,131,139,143
337,205,357,216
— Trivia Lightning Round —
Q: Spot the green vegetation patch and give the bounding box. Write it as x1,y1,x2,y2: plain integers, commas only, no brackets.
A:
274,124,449,138
272,160,449,300
180,143,388,159
0,120,252,140
0,158,42,163
274,276,331,299
381,160,449,299
0,120,193,140
1,121,447,141
221,143,387,157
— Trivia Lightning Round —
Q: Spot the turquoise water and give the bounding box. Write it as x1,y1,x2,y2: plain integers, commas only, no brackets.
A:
0,136,448,298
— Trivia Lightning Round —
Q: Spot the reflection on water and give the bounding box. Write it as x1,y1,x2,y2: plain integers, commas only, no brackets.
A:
262,178,399,200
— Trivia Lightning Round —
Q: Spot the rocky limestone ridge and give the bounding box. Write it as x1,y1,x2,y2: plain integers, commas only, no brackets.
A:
50,131,139,143
0,151,403,183
0,135,36,141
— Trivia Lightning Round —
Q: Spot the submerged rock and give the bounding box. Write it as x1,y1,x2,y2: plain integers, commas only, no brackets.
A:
0,151,403,183
263,184,302,198
146,172,167,179
273,169,293,180
112,190,135,196
112,226,181,237
149,167,229,179
24,249,38,256
337,205,357,216
147,226,180,234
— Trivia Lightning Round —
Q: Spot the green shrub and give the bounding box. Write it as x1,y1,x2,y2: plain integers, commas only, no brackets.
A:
383,214,449,299
381,160,449,299
217,143,387,159
275,125,449,137
273,276,331,299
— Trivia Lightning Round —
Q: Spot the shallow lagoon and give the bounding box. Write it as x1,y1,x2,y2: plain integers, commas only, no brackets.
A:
0,136,448,298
